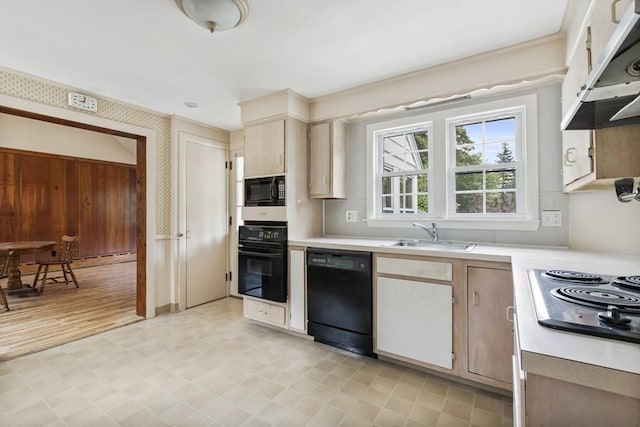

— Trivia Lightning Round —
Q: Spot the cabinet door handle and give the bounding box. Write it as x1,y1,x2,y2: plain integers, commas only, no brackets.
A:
472,292,479,306
611,0,622,24
564,147,577,166
506,305,514,322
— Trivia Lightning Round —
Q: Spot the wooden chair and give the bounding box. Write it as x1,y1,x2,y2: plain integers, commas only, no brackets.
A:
0,251,11,311
33,235,80,293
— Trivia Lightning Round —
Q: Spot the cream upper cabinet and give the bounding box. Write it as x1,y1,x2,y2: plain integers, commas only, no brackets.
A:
589,0,632,63
244,119,285,177
562,1,640,191
564,125,640,191
464,264,513,390
562,23,594,187
309,120,347,199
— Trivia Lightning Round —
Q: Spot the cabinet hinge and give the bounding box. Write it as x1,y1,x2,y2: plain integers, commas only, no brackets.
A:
588,147,594,158
452,296,455,304
451,352,455,361
586,26,592,71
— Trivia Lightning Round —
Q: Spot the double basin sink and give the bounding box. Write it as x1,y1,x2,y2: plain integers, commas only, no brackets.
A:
383,239,476,251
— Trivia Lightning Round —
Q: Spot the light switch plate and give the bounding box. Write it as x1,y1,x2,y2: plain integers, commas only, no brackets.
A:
541,210,562,227
345,210,358,222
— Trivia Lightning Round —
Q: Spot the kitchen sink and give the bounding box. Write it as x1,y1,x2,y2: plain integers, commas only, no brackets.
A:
384,240,476,251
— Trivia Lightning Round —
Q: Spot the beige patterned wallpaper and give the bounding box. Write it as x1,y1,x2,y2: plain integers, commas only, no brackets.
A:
0,70,172,234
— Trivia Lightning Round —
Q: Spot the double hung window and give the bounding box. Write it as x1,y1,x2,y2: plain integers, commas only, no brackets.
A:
377,125,432,216
366,94,538,230
448,109,523,216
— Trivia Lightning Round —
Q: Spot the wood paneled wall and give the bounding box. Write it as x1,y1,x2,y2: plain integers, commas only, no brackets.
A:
0,148,136,259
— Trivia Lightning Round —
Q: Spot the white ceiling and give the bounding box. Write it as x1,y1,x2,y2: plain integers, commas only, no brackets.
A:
0,0,568,131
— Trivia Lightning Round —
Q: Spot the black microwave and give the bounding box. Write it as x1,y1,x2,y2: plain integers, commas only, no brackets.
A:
245,176,285,206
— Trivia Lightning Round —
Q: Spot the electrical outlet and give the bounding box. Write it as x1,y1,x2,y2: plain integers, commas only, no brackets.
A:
541,210,562,227
345,210,358,222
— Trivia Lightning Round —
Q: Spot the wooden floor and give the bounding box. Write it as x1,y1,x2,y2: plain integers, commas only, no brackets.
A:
0,261,140,361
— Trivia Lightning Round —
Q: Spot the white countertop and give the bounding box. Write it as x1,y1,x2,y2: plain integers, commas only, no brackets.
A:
289,237,640,382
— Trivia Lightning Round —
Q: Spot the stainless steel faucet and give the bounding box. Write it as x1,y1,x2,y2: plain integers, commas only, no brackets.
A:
413,222,438,242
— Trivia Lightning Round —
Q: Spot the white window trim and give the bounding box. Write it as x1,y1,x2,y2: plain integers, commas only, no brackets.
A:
365,94,539,231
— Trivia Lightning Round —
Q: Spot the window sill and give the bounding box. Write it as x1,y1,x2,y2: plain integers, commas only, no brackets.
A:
364,217,540,231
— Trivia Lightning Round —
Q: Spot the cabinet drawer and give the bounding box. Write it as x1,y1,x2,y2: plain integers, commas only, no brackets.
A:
244,298,286,327
377,257,452,281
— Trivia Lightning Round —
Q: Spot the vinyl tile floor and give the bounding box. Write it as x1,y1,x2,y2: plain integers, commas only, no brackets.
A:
0,297,513,427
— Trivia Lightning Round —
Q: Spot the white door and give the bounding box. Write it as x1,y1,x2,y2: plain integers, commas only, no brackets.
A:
179,133,228,308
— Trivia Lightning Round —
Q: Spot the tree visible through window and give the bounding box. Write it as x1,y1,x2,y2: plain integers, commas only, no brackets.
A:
377,126,431,215
451,115,519,214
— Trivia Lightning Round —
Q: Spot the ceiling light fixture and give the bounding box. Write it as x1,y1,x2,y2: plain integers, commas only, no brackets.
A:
175,0,248,33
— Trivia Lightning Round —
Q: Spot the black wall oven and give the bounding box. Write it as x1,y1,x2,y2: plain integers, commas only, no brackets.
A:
245,176,285,207
238,223,287,303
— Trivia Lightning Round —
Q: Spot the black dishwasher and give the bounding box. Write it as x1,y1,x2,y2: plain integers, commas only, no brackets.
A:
306,248,374,356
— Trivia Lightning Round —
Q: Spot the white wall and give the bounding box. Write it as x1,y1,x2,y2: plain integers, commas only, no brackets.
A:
569,191,640,255
324,84,571,247
0,112,136,164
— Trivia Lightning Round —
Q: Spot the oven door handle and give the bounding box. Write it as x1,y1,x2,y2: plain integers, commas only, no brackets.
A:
238,250,283,258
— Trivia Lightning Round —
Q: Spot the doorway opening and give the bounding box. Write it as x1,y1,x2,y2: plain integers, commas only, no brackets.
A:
0,105,149,359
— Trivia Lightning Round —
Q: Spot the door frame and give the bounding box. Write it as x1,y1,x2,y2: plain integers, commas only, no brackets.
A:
177,131,229,311
0,95,157,318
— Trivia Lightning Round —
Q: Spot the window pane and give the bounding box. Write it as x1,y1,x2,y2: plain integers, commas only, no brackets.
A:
381,176,392,195
456,145,483,166
417,174,428,192
456,193,483,213
456,171,483,191
485,141,516,164
456,123,482,145
383,135,406,155
413,131,429,150
383,152,406,172
418,150,429,167
486,192,516,213
382,195,392,212
486,169,516,190
486,117,515,143
417,194,428,213
404,194,413,211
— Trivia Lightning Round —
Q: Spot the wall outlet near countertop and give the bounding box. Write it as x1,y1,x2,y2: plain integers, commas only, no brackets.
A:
345,210,358,222
541,210,562,227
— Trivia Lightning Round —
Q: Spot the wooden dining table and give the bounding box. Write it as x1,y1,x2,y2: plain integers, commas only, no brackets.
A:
0,241,56,296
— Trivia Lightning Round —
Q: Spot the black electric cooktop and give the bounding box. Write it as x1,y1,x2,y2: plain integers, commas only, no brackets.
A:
528,269,640,344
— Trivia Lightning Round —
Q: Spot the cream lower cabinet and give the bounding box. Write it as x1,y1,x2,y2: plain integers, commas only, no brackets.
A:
375,255,454,371
243,297,287,328
463,263,514,390
288,247,306,333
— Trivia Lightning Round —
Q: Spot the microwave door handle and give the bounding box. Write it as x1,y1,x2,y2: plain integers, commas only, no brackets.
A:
239,250,283,258
271,177,278,201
